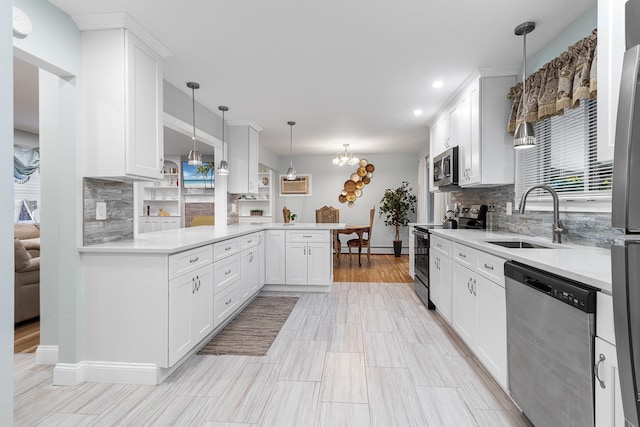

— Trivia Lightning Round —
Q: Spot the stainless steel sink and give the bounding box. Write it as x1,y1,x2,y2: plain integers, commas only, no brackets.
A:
485,241,554,249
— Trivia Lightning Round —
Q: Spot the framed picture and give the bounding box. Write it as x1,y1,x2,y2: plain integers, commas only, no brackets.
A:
279,174,312,196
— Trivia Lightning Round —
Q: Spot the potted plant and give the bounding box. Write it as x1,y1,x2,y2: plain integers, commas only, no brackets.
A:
289,212,297,223
379,181,417,257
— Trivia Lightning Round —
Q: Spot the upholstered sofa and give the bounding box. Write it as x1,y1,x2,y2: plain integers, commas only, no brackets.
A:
14,223,40,323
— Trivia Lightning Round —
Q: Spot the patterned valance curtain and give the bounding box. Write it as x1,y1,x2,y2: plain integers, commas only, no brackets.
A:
14,145,40,184
507,29,597,133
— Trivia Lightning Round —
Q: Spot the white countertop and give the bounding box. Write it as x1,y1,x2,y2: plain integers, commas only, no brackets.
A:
430,229,612,294
80,223,345,255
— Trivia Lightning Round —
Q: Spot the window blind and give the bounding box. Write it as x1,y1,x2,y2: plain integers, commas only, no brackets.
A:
514,99,611,203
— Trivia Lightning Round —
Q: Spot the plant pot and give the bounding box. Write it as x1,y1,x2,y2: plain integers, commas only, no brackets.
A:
393,240,402,257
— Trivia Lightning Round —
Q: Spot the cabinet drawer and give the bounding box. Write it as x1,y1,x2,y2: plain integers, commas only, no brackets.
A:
169,245,213,279
240,232,260,250
214,281,240,328
453,242,476,268
476,252,506,287
597,292,616,345
213,253,241,295
214,238,239,261
430,235,451,257
286,230,330,243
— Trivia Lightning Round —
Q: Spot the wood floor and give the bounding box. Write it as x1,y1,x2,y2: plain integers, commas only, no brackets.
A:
14,318,39,353
13,269,531,426
333,254,413,283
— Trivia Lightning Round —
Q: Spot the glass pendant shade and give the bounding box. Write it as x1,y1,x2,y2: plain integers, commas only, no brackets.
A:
513,22,536,150
187,82,202,165
332,144,359,166
286,121,297,180
217,106,229,175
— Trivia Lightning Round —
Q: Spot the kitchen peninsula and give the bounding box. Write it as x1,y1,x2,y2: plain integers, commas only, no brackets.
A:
63,223,344,386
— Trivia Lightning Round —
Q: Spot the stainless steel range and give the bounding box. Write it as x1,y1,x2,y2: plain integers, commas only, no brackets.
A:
413,205,487,309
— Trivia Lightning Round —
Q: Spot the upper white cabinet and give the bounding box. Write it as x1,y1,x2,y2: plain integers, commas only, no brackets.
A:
80,21,167,181
228,123,261,194
429,70,517,190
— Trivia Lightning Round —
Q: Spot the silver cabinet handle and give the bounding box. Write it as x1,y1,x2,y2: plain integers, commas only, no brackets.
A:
467,278,472,293
304,247,307,255
484,264,494,270
225,298,232,305
190,256,199,263
595,353,606,389
225,269,231,275
472,279,477,296
192,277,196,293
303,235,313,238
459,252,466,258
225,246,232,251
308,247,312,255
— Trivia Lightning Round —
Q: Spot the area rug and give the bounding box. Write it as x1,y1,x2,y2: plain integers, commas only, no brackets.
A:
198,296,299,356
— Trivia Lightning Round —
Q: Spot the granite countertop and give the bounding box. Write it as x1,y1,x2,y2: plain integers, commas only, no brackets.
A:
79,223,345,255
430,229,612,294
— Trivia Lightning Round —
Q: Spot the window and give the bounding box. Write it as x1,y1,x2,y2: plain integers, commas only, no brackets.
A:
515,99,612,211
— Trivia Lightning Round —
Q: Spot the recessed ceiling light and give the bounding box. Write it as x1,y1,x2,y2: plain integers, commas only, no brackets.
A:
413,109,423,116
432,80,444,89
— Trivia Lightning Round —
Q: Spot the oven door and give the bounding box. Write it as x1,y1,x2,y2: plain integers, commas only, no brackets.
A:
414,229,435,309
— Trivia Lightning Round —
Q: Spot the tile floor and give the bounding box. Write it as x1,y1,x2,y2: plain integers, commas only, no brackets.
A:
14,282,532,426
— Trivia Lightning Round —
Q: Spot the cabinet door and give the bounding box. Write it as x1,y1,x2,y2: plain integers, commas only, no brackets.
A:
438,255,453,324
228,124,260,194
125,31,163,180
476,275,507,388
192,264,214,342
286,243,308,285
241,247,259,302
409,227,415,278
266,230,286,284
248,127,259,193
429,250,440,307
307,242,330,285
168,273,194,366
595,337,625,427
452,263,477,348
258,232,266,288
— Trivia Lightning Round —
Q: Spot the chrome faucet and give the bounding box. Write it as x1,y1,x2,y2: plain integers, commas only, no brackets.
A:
519,185,568,243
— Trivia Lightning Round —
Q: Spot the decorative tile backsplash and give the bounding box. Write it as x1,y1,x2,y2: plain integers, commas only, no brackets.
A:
450,185,613,248
83,178,134,245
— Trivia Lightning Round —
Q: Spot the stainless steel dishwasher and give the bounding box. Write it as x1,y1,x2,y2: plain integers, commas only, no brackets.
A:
505,261,597,427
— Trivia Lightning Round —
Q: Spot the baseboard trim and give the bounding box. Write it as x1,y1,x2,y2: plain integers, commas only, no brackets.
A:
35,345,58,365
262,284,331,293
53,361,160,386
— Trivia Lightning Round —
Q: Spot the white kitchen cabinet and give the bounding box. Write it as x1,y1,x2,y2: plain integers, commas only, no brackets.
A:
409,226,415,278
258,232,266,288
430,235,452,324
266,230,286,284
228,123,261,194
168,262,213,366
139,217,180,233
595,337,625,427
81,28,164,180
458,74,517,187
476,274,507,387
452,262,478,348
285,230,331,286
240,237,260,302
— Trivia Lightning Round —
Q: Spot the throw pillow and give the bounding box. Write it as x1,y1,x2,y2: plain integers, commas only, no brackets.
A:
14,238,31,271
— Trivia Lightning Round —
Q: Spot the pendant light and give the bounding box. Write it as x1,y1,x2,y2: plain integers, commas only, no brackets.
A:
513,22,536,150
217,106,229,175
187,82,203,165
286,121,297,180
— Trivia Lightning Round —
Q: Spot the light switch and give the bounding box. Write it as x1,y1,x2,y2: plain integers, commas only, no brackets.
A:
96,202,107,220
506,202,512,216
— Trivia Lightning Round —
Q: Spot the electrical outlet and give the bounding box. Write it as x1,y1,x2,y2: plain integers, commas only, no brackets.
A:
506,202,512,216
96,202,107,220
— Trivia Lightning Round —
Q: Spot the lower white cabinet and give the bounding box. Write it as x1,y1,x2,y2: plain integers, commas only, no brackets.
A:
285,230,331,285
140,217,180,233
258,232,266,288
595,337,625,427
240,243,260,300
266,230,286,284
452,262,478,347
213,280,240,328
168,262,213,366
475,274,507,387
430,249,452,324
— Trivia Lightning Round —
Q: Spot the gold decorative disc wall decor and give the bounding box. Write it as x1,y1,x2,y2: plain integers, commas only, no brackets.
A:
338,159,375,207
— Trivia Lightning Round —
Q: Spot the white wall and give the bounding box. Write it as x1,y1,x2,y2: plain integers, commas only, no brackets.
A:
1,1,14,422
12,0,81,370
274,153,419,252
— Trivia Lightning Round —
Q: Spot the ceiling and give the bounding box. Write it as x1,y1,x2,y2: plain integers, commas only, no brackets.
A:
28,0,595,158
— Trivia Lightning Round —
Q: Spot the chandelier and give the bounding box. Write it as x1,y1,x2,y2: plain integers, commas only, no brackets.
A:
332,144,359,166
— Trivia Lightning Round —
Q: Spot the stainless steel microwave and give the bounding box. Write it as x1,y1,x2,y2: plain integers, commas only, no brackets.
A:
433,146,459,190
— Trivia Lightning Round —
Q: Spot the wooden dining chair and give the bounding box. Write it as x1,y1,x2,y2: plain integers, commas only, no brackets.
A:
315,206,341,258
347,206,375,261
